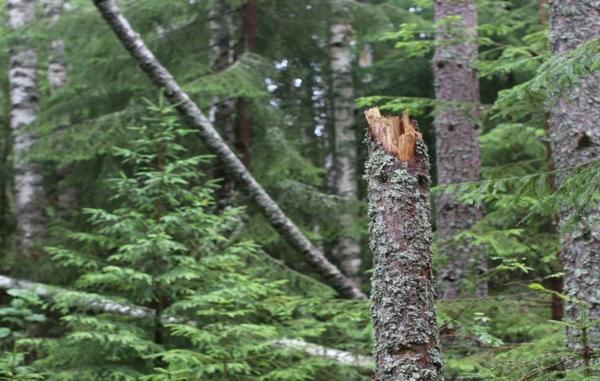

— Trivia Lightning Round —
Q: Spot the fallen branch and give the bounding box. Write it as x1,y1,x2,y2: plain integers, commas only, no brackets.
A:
0,274,372,368
90,0,365,300
273,338,373,369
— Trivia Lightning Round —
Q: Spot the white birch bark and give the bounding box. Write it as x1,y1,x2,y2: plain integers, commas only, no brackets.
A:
8,0,47,257
330,13,362,283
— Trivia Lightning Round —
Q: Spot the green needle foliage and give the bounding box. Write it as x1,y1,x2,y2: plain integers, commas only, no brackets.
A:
21,100,370,381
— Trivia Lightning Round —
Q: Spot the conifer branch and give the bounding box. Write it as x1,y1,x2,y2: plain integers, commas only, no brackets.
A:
90,0,365,300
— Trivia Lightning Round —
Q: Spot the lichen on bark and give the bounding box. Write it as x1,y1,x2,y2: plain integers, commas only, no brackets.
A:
365,108,443,380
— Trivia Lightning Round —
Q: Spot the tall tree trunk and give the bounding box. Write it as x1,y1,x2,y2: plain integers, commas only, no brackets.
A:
92,0,365,300
548,0,600,361
8,0,47,258
365,108,443,380
234,0,257,167
536,0,564,322
209,0,234,140
44,0,68,91
43,0,75,214
209,0,236,205
432,0,486,299
330,9,362,283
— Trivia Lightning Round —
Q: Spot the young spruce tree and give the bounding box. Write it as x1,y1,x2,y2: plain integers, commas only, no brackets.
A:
31,100,368,380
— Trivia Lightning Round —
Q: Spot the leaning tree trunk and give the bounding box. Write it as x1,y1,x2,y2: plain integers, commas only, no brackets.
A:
8,0,47,258
330,11,362,283
365,108,443,380
92,0,365,300
432,0,486,299
548,0,600,362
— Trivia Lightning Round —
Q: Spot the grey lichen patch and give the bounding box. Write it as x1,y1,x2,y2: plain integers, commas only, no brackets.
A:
365,112,443,380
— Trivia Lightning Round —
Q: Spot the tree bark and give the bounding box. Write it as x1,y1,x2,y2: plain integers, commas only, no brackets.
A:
365,108,443,380
43,0,76,215
330,9,362,283
432,0,486,299
548,0,600,361
8,0,47,258
234,0,257,167
91,0,365,300
208,0,234,140
43,0,68,91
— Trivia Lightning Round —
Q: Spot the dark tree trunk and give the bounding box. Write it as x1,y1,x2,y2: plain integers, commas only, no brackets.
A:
365,108,443,380
208,0,235,205
235,0,258,167
44,0,76,216
432,0,486,299
548,0,600,361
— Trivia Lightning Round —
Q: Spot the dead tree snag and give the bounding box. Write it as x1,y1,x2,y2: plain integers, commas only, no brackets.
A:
364,108,443,380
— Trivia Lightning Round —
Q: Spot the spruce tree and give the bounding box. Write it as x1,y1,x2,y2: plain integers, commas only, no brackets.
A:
31,100,371,380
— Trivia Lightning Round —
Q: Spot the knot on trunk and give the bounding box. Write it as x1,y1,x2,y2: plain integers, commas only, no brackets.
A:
365,108,422,160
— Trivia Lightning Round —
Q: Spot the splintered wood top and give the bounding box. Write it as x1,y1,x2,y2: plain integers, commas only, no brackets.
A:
364,107,422,160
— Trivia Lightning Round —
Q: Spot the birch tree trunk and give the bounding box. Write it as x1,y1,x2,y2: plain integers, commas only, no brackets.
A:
330,10,362,283
548,0,600,361
432,0,486,299
365,108,443,380
43,0,68,91
8,0,47,257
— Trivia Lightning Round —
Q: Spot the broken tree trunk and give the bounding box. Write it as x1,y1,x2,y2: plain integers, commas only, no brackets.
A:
364,108,443,380
91,0,365,300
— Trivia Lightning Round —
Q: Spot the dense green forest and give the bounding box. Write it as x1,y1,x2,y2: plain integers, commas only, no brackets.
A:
0,0,599,379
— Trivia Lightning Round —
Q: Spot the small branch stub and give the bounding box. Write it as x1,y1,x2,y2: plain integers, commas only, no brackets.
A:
365,108,423,161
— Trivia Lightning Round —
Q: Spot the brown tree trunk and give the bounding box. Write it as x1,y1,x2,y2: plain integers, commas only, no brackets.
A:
92,0,366,300
8,0,47,258
537,0,564,323
548,0,600,361
433,0,486,299
235,0,257,167
365,108,443,380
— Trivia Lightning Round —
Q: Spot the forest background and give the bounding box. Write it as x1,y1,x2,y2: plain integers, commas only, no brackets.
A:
0,0,599,380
